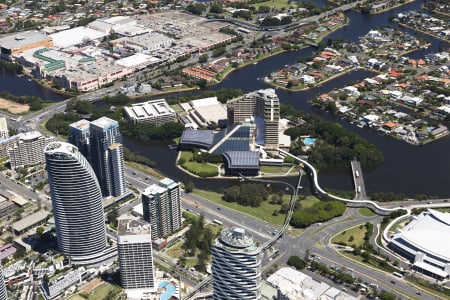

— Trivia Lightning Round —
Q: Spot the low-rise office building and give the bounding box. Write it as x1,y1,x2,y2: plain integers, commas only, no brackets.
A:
12,211,49,235
123,99,176,125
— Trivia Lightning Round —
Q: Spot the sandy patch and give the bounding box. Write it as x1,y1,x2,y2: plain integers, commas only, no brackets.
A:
0,97,30,114
80,278,103,293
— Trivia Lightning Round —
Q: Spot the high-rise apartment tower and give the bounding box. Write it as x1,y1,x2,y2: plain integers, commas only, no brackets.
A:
68,117,125,197
117,217,155,299
45,142,106,263
212,227,262,300
141,178,181,239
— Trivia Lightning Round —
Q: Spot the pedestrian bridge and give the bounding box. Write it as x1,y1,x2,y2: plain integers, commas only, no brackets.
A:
278,149,403,215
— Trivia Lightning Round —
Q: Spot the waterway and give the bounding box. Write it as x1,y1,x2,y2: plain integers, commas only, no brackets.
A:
2,0,450,197
0,68,67,101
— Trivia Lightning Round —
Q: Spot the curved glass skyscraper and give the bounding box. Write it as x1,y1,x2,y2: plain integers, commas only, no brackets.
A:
212,227,262,300
45,142,106,262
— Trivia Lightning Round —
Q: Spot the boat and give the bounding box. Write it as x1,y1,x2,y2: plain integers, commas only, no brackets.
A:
253,61,258,65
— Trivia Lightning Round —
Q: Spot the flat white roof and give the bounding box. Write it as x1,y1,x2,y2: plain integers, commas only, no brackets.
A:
0,30,50,49
189,97,219,108
50,27,107,48
115,53,160,68
267,267,308,287
142,184,166,196
125,99,174,120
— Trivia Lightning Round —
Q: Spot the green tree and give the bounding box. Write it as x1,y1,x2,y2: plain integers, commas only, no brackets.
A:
198,54,208,63
107,205,119,229
287,256,306,269
184,179,194,193
36,226,45,235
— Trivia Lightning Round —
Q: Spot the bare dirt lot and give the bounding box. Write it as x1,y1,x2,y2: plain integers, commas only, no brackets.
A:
0,97,29,114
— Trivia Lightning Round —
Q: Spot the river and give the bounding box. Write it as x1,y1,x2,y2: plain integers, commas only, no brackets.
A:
0,69,67,101
2,0,450,197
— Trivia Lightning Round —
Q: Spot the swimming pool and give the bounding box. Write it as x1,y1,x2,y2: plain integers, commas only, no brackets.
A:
158,281,176,300
303,137,316,146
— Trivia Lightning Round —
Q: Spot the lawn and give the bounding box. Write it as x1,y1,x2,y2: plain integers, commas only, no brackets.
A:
249,0,296,10
192,189,320,226
178,152,218,177
166,224,220,259
166,240,184,259
89,282,121,300
67,295,86,300
358,207,376,217
260,165,299,175
207,223,222,237
390,219,408,232
125,161,165,179
342,252,399,274
331,223,367,247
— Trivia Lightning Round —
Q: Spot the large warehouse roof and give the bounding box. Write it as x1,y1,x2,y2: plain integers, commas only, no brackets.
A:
115,53,160,68
50,27,107,48
0,31,50,49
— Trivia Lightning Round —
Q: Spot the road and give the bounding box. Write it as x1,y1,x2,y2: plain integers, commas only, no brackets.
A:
351,160,367,200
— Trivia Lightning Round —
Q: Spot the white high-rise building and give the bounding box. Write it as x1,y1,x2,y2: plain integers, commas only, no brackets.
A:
141,178,181,239
45,142,107,264
8,131,55,170
0,117,8,139
117,217,155,299
212,227,262,300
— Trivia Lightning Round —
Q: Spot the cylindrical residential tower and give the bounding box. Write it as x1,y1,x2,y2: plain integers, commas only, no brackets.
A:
45,142,106,262
212,227,262,300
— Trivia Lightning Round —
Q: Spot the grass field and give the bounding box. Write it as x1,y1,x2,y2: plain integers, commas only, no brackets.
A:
89,282,121,300
125,161,165,179
331,223,367,247
179,152,218,177
260,165,299,175
358,207,376,217
249,0,296,10
166,240,184,258
193,189,321,226
166,224,220,259
67,295,86,300
342,252,399,273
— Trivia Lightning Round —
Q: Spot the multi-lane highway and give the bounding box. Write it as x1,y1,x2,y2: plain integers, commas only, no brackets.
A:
2,90,447,300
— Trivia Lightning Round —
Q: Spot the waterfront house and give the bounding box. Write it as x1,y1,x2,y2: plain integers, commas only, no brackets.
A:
300,74,315,85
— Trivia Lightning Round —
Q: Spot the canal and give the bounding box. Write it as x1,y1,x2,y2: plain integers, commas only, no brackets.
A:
2,0,450,197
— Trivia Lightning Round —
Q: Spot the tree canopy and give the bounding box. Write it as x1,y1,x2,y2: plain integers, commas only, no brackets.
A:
282,104,384,170
222,183,269,207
